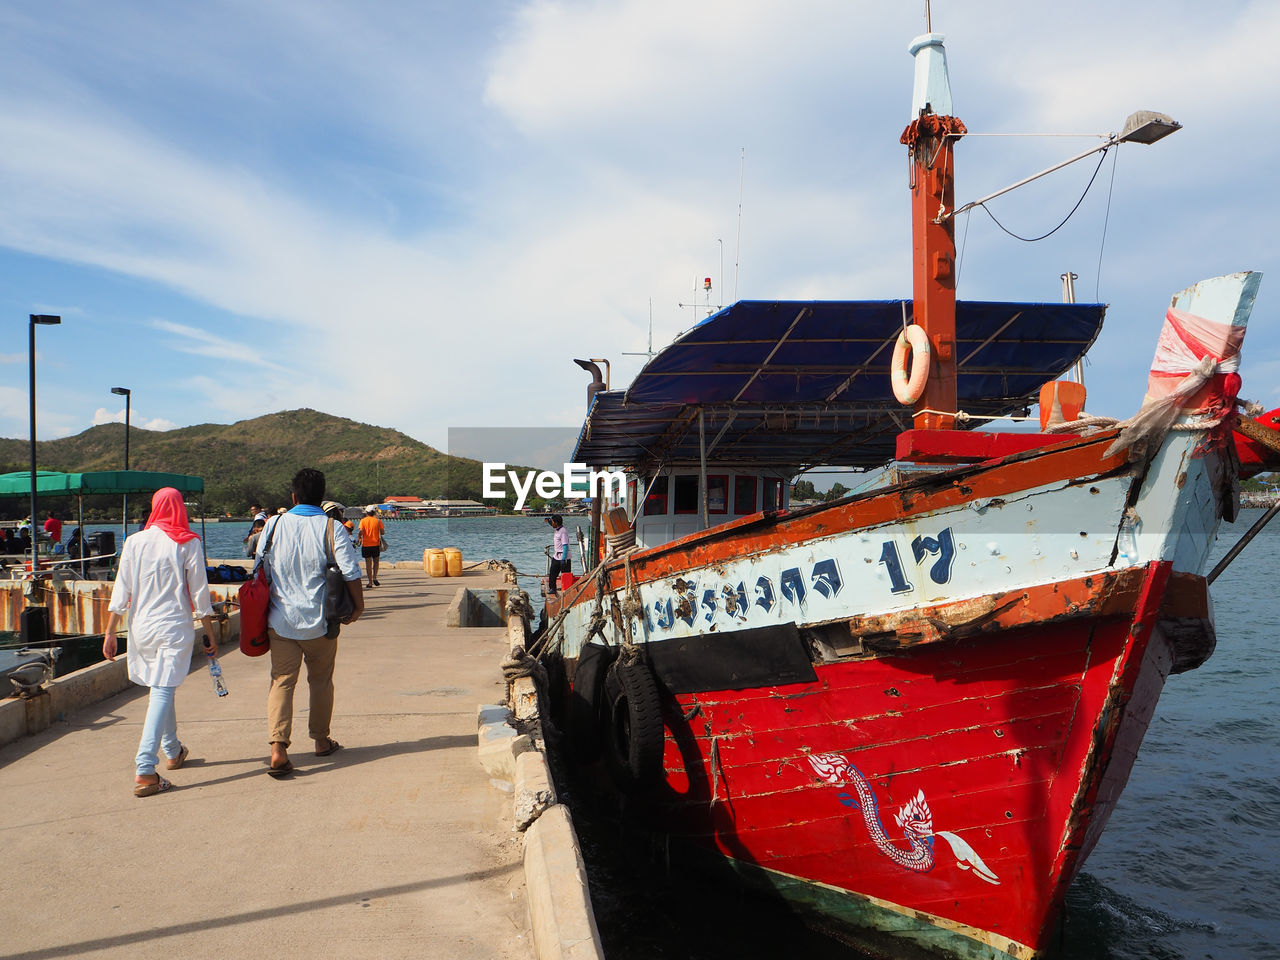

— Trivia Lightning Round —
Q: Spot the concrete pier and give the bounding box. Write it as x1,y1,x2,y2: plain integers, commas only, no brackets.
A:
0,567,531,960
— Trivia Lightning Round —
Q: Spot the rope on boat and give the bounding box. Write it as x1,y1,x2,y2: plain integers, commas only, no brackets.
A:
500,645,548,685
528,554,611,659
529,536,647,661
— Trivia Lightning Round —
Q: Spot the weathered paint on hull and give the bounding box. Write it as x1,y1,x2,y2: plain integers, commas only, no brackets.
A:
608,565,1172,958
556,428,1226,659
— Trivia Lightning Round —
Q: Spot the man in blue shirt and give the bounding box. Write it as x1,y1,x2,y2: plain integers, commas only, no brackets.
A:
258,468,364,778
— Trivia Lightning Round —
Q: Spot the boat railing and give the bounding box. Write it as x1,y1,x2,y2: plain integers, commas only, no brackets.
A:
2,551,119,582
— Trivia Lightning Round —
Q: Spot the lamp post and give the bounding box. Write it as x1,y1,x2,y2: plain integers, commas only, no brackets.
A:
111,386,131,546
29,314,61,572
110,387,131,468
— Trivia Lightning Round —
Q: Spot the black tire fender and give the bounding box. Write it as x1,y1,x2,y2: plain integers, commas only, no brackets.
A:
603,656,665,791
569,642,616,763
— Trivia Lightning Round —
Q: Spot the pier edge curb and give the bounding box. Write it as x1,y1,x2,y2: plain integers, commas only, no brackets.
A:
472,583,605,960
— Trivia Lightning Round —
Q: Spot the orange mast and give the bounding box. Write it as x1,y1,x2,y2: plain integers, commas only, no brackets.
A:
901,33,965,431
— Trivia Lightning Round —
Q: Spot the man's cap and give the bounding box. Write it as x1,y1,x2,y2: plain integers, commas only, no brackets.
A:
321,500,345,514
365,504,379,514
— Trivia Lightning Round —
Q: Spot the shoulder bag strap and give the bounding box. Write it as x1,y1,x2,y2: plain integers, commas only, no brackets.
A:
325,517,335,565
251,515,281,579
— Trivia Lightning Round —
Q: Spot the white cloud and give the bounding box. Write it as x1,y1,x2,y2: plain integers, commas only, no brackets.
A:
92,407,126,426
151,320,290,372
90,407,177,433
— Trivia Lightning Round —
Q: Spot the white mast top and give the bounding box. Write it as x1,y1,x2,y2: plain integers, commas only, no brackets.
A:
908,33,952,118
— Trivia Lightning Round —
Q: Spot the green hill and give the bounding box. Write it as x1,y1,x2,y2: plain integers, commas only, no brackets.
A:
0,408,501,518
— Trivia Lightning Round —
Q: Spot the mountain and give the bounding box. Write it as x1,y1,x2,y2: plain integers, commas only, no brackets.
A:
0,408,496,517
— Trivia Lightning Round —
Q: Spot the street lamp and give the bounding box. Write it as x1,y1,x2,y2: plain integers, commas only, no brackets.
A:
29,314,61,572
111,386,132,547
111,387,131,469
946,110,1181,221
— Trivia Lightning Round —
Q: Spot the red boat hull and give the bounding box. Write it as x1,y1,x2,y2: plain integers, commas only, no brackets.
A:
594,562,1175,959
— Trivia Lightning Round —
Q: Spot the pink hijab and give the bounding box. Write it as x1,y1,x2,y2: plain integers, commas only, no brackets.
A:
146,487,198,544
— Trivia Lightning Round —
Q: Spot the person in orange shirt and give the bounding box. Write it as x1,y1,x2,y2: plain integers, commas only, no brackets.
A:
358,506,386,588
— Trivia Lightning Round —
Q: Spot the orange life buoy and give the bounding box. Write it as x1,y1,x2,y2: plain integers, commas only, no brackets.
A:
891,325,931,405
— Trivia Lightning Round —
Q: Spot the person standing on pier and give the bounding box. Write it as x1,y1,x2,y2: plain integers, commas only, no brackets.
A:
259,468,364,778
102,487,217,797
546,514,569,595
358,505,385,588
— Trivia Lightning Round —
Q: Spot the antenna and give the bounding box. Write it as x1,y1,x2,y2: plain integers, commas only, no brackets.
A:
734,147,744,300
925,0,931,32
679,273,722,319
1060,271,1084,385
622,299,658,362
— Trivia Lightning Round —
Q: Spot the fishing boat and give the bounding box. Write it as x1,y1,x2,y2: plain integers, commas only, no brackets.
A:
537,24,1280,960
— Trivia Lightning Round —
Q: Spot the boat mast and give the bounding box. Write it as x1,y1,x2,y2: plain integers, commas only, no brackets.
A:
901,31,964,430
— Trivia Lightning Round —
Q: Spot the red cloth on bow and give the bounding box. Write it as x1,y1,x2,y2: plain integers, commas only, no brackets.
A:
146,487,198,544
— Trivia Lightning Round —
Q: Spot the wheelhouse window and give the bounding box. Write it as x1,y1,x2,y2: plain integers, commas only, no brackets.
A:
706,475,728,515
762,477,783,511
673,475,700,514
733,476,757,515
643,476,669,516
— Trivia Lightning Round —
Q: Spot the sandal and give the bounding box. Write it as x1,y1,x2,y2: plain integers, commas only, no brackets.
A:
315,737,343,757
134,775,172,798
165,744,189,770
267,759,294,779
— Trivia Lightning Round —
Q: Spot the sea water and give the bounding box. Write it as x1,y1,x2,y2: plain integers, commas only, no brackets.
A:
80,512,1279,957
82,515,592,589
1060,508,1280,960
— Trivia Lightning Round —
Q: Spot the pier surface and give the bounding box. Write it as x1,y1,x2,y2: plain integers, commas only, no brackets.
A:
0,567,530,960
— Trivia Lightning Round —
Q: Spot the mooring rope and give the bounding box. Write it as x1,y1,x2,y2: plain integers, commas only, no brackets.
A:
528,554,612,658
500,645,548,685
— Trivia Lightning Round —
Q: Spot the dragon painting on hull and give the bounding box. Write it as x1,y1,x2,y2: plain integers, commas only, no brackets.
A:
808,752,1000,886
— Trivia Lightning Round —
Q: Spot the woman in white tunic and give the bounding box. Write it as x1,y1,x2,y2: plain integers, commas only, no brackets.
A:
103,488,216,797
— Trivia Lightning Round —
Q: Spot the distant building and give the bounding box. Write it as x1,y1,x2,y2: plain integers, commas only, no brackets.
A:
421,499,496,517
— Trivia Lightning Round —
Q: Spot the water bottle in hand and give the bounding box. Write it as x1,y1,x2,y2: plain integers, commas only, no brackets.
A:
203,635,229,697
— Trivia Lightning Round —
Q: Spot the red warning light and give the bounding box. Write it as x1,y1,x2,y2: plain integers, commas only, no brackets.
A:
703,277,712,290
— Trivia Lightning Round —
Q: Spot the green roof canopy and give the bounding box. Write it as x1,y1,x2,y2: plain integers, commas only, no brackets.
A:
0,470,204,498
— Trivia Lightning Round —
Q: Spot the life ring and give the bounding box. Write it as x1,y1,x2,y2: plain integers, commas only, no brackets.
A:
891,325,931,405
603,657,665,791
569,642,616,763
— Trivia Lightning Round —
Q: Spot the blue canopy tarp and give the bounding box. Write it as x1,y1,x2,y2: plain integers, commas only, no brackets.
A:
573,298,1105,469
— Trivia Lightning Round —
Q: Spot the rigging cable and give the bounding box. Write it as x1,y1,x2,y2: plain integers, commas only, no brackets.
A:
1095,146,1120,300
956,206,973,285
977,145,1110,243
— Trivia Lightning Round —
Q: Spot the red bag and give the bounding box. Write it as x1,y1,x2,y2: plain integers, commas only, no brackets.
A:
238,519,278,657
238,566,271,656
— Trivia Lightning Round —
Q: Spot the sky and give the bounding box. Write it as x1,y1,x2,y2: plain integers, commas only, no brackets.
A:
1,0,1278,470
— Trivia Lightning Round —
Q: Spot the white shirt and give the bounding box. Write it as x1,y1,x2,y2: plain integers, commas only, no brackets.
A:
108,527,214,687
258,511,362,641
